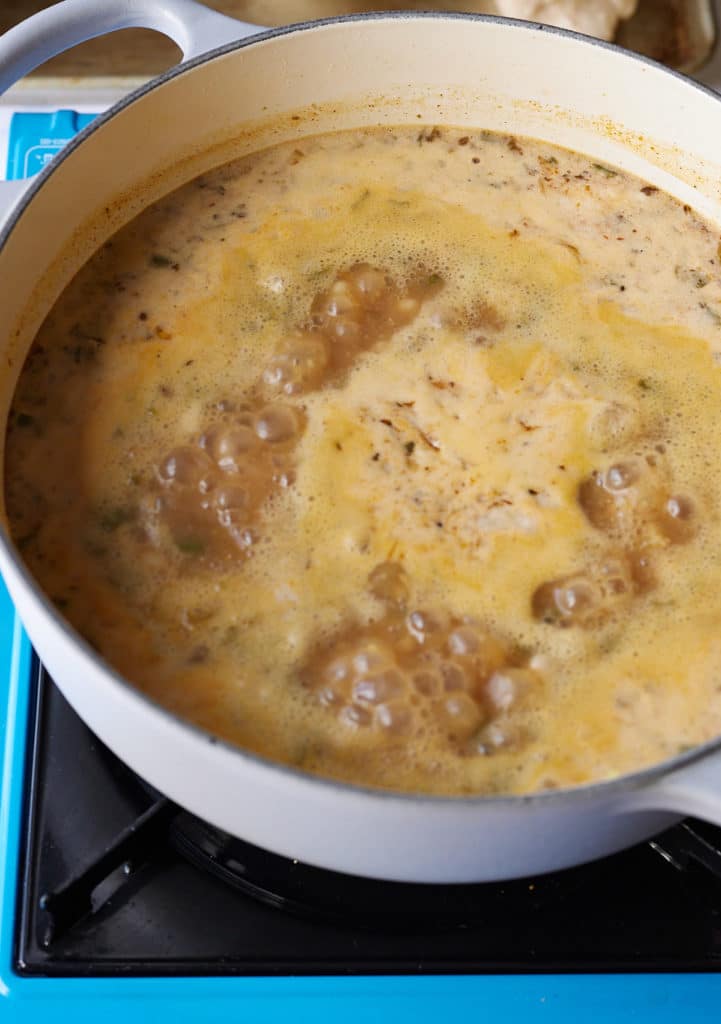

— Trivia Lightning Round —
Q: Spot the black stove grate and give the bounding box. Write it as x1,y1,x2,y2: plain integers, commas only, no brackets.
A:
14,658,721,977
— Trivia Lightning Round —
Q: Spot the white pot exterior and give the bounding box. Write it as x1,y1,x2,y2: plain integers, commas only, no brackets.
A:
1,5,721,882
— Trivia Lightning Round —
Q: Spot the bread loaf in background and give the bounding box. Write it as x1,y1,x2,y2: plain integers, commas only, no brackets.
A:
232,0,638,40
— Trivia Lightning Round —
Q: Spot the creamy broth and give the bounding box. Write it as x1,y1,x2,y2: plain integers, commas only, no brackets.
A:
6,126,721,796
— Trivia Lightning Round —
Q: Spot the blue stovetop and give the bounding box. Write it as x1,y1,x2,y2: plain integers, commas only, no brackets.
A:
1,110,721,1022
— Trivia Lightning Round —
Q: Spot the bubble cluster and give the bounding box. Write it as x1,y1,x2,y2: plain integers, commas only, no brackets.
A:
532,558,634,628
144,263,443,562
657,494,697,544
303,562,543,757
533,450,699,628
578,456,660,535
146,400,303,559
263,262,442,394
578,451,699,545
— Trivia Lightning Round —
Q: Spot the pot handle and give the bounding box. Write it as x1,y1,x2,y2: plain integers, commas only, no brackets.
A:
634,750,721,826
0,0,260,96
0,0,263,222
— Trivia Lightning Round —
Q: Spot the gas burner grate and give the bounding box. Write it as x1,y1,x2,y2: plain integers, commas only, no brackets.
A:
36,789,604,944
14,659,721,977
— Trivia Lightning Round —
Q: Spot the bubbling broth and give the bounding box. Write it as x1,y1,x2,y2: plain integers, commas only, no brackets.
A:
7,125,721,795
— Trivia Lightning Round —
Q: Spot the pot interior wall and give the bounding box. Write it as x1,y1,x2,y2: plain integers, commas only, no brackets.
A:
2,14,721,514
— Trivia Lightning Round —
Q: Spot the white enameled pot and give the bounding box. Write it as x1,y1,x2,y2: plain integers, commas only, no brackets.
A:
2,0,721,884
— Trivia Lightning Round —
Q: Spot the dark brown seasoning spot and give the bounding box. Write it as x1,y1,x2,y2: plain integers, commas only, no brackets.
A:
372,452,380,461
404,441,416,456
640,185,658,195
138,311,148,321
458,136,469,146
472,157,480,164
507,137,523,154
417,126,442,144
380,418,395,428
335,441,343,451
560,242,581,261
418,429,440,451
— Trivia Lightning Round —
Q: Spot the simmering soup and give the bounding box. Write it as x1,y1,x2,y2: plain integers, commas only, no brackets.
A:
6,126,721,795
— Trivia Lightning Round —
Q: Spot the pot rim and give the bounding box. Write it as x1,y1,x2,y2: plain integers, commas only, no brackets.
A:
2,7,720,812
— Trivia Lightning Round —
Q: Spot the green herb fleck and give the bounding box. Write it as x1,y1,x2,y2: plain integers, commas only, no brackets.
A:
99,506,136,532
175,536,205,556
404,441,416,456
351,188,370,210
16,524,41,549
222,624,239,645
150,253,173,268
70,323,104,346
592,163,618,177
64,326,105,364
85,541,108,558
